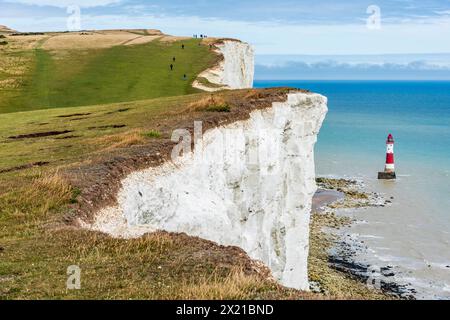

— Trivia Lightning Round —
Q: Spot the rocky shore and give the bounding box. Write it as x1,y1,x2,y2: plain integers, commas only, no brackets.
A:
309,177,416,299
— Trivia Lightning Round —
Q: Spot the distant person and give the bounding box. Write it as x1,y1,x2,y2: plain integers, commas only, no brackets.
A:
183,74,187,80
181,44,185,49
173,57,176,62
170,64,173,71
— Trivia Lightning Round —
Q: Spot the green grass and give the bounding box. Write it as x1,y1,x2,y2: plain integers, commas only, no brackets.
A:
206,104,231,112
0,39,217,114
143,130,162,138
0,95,195,171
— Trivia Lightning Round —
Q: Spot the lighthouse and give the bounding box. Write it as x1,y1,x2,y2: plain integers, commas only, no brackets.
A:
378,134,396,180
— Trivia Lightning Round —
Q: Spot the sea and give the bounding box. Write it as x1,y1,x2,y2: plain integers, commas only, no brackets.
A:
255,80,450,299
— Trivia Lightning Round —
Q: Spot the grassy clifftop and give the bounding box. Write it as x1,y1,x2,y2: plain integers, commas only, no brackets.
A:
0,87,322,299
0,30,218,113
0,29,307,298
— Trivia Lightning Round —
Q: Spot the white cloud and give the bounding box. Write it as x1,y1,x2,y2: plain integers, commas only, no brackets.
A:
435,10,450,15
254,59,450,80
3,13,450,55
256,54,450,69
5,0,121,8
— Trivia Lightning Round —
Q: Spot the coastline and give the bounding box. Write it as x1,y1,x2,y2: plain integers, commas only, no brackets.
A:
309,178,409,299
257,79,450,300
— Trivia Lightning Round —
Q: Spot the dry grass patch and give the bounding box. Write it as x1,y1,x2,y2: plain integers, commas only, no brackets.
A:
175,268,270,300
0,43,34,89
188,94,230,112
0,170,73,223
1,35,47,50
88,129,147,152
244,88,292,100
41,33,141,51
29,171,73,208
0,227,323,299
244,89,266,100
123,35,161,46
174,267,330,300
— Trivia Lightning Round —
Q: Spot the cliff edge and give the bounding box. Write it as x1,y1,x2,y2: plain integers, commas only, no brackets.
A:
193,39,255,92
84,91,328,290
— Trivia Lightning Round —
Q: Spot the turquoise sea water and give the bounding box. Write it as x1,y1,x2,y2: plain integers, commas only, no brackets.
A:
255,80,450,299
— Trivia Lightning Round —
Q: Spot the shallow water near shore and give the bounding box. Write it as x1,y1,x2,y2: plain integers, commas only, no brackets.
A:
256,80,450,299
312,189,344,213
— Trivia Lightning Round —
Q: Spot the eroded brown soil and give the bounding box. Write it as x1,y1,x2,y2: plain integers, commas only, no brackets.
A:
8,130,73,139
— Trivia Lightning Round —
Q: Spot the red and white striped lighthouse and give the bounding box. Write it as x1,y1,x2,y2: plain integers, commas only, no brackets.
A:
385,134,395,172
378,133,396,179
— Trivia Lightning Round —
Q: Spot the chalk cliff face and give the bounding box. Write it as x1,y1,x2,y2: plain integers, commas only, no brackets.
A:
87,92,328,290
193,40,255,91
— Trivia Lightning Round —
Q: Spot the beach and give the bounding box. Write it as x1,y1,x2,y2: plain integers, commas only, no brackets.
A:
310,179,394,299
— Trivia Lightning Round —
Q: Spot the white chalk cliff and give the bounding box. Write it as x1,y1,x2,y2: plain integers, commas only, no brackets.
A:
85,92,328,290
193,40,255,91
83,38,328,290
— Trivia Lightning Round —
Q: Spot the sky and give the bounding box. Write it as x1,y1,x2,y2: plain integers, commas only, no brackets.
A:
1,0,450,79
